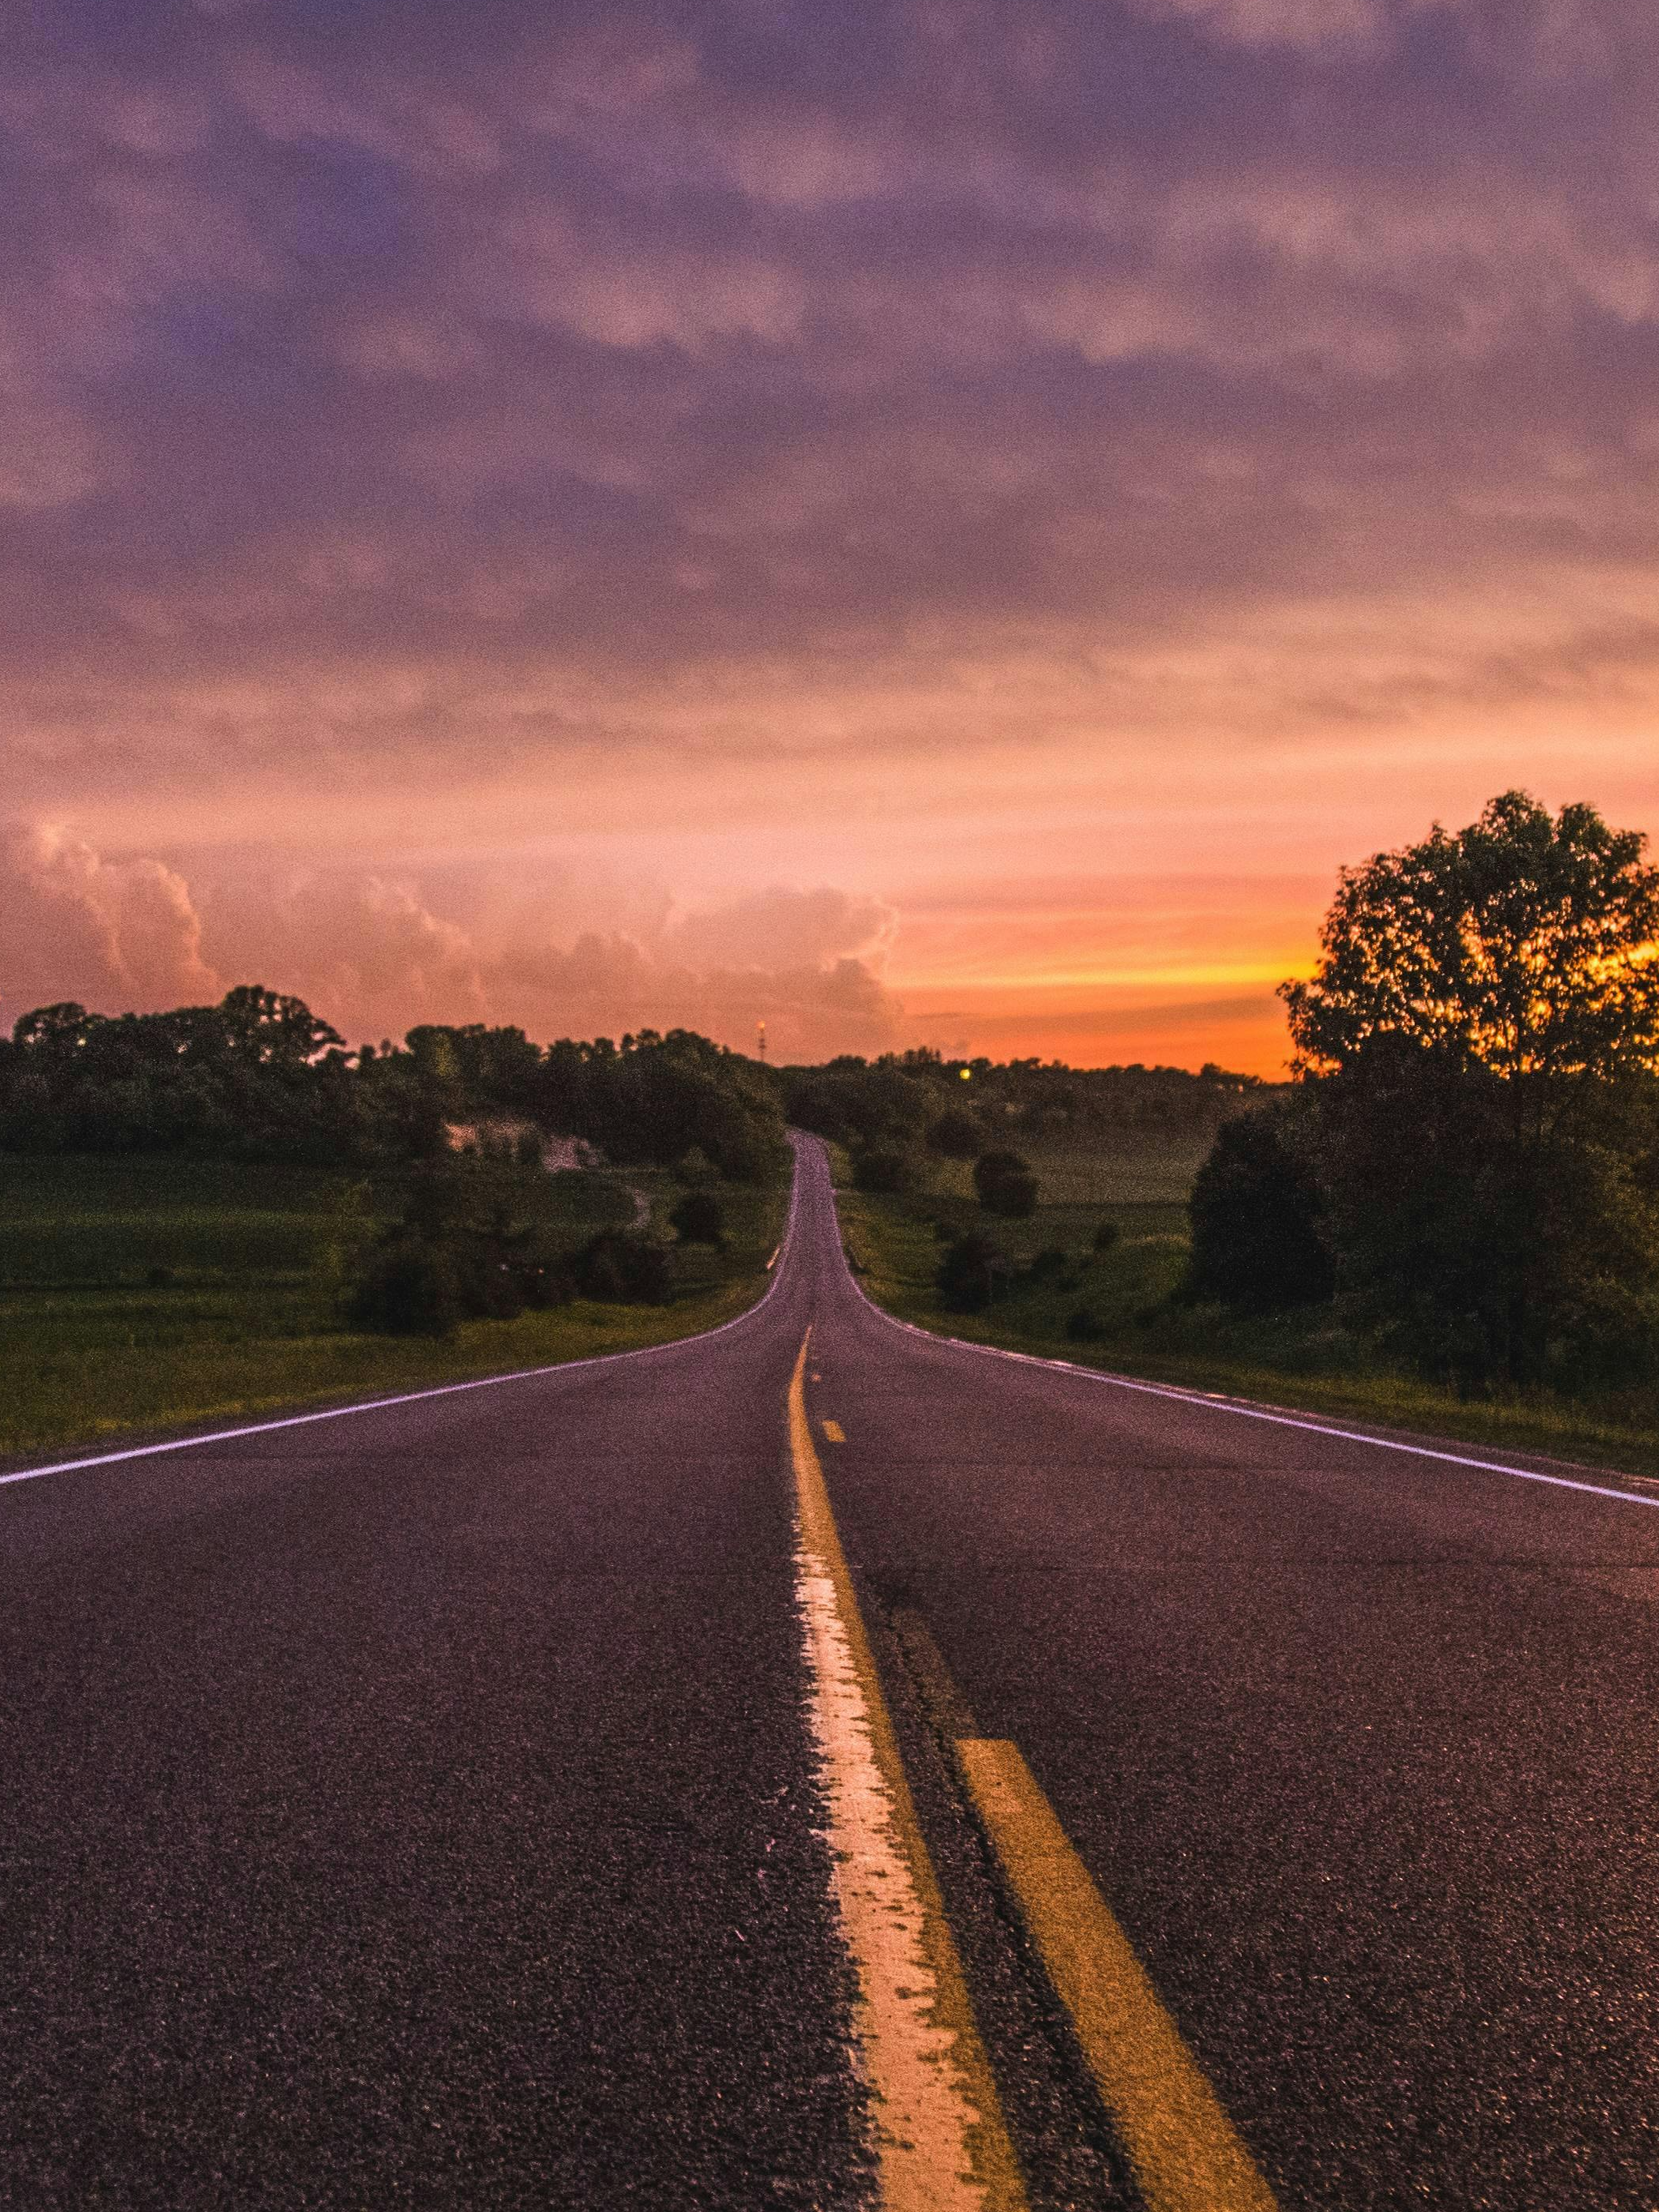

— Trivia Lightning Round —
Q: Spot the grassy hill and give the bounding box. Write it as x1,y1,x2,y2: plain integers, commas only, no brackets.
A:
835,1134,1659,1482
0,1152,788,1459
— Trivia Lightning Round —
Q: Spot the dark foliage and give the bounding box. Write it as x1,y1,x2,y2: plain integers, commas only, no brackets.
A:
775,1049,1263,1158
1065,1306,1106,1342
669,1189,726,1245
974,1149,1038,1218
1253,792,1659,1389
0,992,787,1181
540,1029,786,1181
1313,1044,1659,1390
349,1150,576,1337
853,1146,916,1195
925,1108,982,1159
573,1230,673,1304
1185,1105,1335,1314
936,1231,1012,1312
1027,1245,1072,1282
350,1238,467,1338
1091,1219,1120,1253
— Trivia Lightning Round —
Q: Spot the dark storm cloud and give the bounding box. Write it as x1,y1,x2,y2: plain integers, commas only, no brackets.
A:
4,0,1657,777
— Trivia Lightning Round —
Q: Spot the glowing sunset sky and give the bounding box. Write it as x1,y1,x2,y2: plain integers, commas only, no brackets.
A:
4,0,1656,1072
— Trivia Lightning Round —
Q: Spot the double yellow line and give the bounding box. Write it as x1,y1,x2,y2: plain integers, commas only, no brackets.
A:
790,1331,1278,2212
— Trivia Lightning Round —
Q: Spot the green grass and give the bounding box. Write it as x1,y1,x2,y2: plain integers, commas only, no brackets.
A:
0,1151,789,1459
835,1138,1659,1483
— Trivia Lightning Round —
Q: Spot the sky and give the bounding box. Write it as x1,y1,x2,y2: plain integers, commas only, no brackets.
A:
2,0,1657,1074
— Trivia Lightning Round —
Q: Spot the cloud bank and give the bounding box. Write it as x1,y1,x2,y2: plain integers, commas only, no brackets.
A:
0,823,903,1060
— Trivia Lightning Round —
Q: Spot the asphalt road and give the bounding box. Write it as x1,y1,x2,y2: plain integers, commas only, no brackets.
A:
6,1134,1659,2207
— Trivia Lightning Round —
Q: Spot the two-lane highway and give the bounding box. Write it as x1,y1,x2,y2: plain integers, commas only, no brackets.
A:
6,1134,1658,2206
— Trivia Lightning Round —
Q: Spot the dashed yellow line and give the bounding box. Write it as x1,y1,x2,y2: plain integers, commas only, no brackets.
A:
956,1739,1278,2212
820,1418,846,1443
790,1334,1027,2212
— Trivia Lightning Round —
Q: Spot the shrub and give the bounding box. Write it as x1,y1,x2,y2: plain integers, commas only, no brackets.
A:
972,1147,1029,1199
936,1231,1012,1313
973,1148,1038,1218
1064,1306,1106,1342
669,1189,726,1245
982,1170,1038,1218
854,1146,915,1195
925,1109,981,1159
575,1230,673,1304
349,1238,465,1337
1184,1104,1334,1313
1091,1219,1120,1254
1027,1245,1071,1282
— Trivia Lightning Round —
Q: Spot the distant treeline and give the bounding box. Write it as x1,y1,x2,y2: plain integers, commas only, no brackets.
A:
779,1050,1266,1160
0,990,785,1180
0,987,1260,1177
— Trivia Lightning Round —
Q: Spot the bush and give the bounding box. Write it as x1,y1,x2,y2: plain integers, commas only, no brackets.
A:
1184,1104,1334,1313
972,1147,1029,1198
982,1170,1038,1219
854,1146,915,1195
669,1189,726,1246
973,1148,1038,1218
1064,1306,1106,1342
575,1230,673,1304
925,1109,982,1160
1027,1245,1071,1282
1091,1219,1120,1254
350,1238,466,1337
936,1232,1012,1313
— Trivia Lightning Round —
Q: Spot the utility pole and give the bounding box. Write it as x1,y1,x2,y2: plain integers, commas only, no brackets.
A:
756,1019,767,1061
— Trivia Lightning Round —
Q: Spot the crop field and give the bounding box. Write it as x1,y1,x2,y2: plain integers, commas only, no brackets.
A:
0,1152,788,1458
837,1133,1659,1482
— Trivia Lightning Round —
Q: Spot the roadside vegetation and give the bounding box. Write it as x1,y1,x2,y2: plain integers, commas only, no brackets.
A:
0,1014,791,1457
0,1149,788,1459
8,787,1653,1474
835,792,1659,1482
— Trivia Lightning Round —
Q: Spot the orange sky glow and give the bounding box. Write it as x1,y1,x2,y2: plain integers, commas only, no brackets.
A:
4,2,1657,1075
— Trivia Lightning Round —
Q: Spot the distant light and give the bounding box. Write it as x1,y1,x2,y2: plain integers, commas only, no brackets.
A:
959,1067,971,1080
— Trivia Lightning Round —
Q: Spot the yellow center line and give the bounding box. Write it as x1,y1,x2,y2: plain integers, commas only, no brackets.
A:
821,1418,846,1443
789,1333,1027,2212
956,1739,1278,2212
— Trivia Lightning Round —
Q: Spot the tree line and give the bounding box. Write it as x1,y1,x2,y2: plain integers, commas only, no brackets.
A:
1185,792,1659,1393
0,991,788,1180
0,987,1261,1176
777,1047,1262,1189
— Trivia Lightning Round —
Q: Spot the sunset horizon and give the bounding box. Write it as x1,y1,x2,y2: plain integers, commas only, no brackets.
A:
5,2,1656,1074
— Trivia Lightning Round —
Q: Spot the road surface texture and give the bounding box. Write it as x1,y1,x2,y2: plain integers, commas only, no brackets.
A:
5,1134,1658,2208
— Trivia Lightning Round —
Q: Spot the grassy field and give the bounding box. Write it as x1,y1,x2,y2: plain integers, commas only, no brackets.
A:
0,1151,789,1459
834,1135,1659,1482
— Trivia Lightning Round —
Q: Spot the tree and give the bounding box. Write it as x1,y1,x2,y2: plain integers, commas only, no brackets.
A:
853,1146,915,1195
974,1148,1038,1218
670,1189,726,1245
1184,1103,1334,1313
1282,791,1659,1087
218,986,344,1067
925,1109,981,1159
936,1232,1012,1312
1279,793,1659,1388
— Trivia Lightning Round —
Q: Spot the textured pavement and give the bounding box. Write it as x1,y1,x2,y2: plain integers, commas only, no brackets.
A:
6,1135,1659,2206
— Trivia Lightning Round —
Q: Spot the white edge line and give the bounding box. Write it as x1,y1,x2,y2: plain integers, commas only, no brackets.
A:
818,1149,1659,1517
1,1141,808,1490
